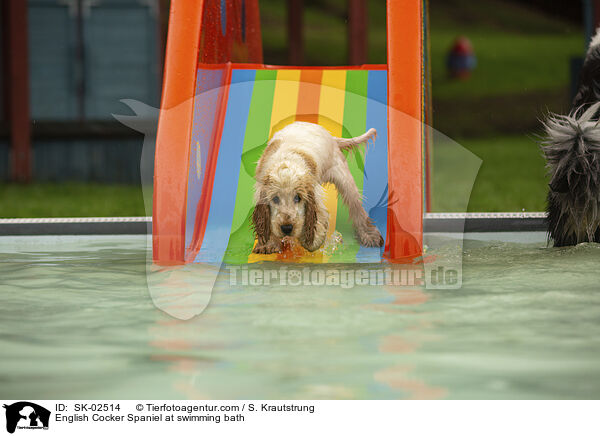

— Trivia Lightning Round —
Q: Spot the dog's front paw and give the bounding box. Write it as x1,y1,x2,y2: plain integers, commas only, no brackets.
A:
253,240,282,254
358,225,384,247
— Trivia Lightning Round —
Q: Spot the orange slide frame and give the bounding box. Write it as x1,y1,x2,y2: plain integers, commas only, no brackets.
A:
153,0,423,264
385,0,423,261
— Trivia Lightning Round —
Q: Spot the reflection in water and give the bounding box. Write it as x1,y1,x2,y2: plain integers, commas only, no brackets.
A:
364,267,447,400
149,317,217,400
146,262,219,320
147,260,447,400
375,298,447,399
374,364,446,400
1,235,600,399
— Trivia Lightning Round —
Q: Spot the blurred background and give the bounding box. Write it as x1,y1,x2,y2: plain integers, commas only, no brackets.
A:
0,0,594,217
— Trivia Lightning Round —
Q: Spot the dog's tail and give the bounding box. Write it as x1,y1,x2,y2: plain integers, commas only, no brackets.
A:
540,27,600,246
334,128,377,151
541,101,600,245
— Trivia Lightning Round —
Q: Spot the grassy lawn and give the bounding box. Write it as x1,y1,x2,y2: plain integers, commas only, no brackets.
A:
0,183,146,218
463,136,548,212
431,135,548,213
0,135,548,217
430,31,581,100
428,0,582,99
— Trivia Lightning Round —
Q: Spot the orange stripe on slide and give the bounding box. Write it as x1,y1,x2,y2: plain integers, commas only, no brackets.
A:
296,70,323,124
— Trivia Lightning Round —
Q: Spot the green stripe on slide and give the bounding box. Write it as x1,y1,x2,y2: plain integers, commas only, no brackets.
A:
223,69,278,264
329,70,369,263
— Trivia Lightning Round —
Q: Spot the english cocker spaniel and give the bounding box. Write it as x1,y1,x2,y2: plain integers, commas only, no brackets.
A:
252,121,384,254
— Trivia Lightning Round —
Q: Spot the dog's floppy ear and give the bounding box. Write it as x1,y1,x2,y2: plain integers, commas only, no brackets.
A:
301,189,318,249
252,196,271,244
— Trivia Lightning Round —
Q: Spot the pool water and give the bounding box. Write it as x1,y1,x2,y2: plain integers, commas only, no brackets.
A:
0,234,599,399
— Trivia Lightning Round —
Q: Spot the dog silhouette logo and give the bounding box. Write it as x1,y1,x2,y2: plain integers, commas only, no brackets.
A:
3,402,50,434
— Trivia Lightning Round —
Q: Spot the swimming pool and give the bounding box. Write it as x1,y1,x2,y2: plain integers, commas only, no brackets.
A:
1,232,599,399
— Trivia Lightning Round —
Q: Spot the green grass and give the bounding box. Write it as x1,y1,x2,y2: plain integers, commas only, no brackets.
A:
430,31,582,100
428,0,582,99
432,135,548,212
0,183,146,218
0,135,548,217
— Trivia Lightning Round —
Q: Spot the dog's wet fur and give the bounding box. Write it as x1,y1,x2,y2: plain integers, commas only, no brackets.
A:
541,30,600,246
252,122,384,254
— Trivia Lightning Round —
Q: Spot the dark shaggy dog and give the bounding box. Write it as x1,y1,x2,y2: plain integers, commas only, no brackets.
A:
541,33,600,246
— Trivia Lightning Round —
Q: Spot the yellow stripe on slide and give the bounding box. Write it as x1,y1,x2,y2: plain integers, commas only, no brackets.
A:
248,70,302,263
319,70,347,136
318,71,347,259
269,70,302,138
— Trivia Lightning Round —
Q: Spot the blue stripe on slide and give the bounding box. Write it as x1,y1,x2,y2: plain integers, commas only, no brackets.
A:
357,70,388,263
193,69,256,263
186,68,226,251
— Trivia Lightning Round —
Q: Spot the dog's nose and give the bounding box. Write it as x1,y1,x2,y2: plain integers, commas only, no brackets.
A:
281,224,293,235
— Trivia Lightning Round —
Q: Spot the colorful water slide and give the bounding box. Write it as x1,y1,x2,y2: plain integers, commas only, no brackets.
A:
153,0,427,265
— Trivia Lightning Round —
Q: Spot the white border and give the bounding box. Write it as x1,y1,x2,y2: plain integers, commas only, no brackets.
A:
0,213,547,225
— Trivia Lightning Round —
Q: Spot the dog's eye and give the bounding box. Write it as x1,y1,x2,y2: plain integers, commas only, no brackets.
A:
294,194,301,203
272,196,280,204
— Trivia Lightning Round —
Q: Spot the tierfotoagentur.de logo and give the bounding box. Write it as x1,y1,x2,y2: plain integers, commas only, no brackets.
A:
3,402,50,434
226,265,460,289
